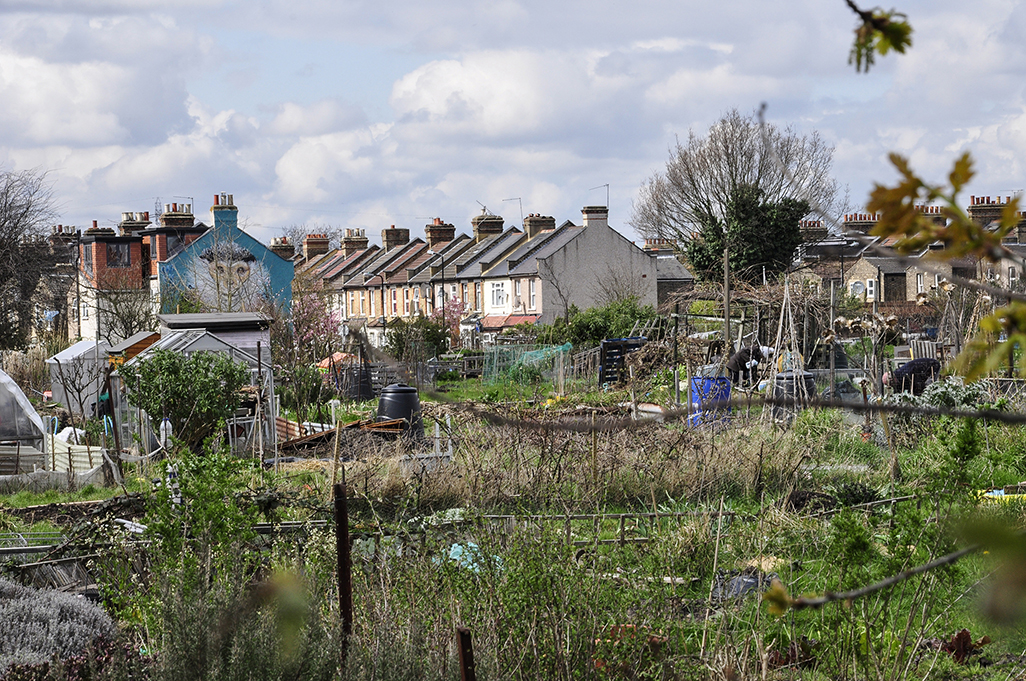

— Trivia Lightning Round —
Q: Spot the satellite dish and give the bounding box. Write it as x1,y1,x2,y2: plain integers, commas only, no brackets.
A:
850,281,866,296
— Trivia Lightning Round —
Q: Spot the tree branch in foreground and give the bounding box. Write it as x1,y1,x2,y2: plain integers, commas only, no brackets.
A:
764,545,979,615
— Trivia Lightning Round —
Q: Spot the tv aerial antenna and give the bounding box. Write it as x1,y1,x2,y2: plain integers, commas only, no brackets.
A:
589,183,610,207
502,197,524,227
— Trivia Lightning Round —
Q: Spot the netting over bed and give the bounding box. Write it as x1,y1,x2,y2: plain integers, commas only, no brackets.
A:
482,343,572,384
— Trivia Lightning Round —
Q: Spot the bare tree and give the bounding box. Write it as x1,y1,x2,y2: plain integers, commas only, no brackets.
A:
629,108,841,243
539,259,575,323
87,268,157,344
592,261,647,305
0,169,59,349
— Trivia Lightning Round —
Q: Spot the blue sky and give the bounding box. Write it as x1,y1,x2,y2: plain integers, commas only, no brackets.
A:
2,0,1025,245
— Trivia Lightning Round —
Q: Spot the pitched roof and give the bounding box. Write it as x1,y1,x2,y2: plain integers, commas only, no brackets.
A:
503,226,585,278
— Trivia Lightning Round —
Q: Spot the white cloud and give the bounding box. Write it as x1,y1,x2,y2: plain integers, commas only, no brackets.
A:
3,0,1026,247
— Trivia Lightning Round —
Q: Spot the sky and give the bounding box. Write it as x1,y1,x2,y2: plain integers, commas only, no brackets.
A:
3,0,1026,247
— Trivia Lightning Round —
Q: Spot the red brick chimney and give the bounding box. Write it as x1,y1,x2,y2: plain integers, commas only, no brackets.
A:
270,236,295,260
302,233,331,261
425,218,456,249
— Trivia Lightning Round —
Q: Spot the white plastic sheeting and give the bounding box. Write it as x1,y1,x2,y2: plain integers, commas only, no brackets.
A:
0,368,44,445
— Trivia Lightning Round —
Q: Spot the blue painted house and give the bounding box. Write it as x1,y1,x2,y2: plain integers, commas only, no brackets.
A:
159,194,294,314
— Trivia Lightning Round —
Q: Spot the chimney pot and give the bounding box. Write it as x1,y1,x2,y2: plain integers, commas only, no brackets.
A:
92,220,97,229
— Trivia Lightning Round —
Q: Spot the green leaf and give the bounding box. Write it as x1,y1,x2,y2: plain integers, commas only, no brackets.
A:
762,579,794,617
949,153,974,192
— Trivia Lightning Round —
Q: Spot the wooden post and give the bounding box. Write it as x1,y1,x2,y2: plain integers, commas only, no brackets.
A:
829,282,836,399
457,627,477,681
334,482,353,669
329,422,342,500
723,239,731,355
590,412,597,486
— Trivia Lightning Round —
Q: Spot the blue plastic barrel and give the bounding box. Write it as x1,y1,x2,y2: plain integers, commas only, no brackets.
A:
688,377,731,426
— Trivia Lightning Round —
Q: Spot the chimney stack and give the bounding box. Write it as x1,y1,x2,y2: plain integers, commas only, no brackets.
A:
471,210,504,241
302,233,331,261
967,194,1006,227
381,225,410,252
425,217,456,249
270,236,295,260
842,212,878,234
341,228,369,257
117,210,152,236
524,213,556,238
210,192,237,231
161,201,197,229
582,205,609,229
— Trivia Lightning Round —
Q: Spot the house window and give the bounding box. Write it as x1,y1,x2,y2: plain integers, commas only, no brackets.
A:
529,279,536,309
475,283,482,311
404,289,410,316
107,243,131,268
1010,267,1019,284
390,288,398,316
80,303,89,319
150,236,159,260
916,273,924,293
450,283,458,301
167,234,184,259
82,244,93,276
491,282,507,307
413,287,420,312
514,280,522,309
866,278,876,300
370,291,375,317
359,291,365,315
461,283,468,303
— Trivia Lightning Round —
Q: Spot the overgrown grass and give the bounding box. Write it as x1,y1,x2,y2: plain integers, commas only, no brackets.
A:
7,378,1026,679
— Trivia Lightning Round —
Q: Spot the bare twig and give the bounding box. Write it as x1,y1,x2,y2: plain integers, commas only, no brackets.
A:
789,544,979,611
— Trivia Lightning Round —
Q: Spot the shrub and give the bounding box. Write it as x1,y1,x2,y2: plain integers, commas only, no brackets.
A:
0,578,117,673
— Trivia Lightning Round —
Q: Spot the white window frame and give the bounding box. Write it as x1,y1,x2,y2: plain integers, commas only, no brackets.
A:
475,283,482,311
916,273,924,293
1010,266,1019,284
491,282,506,307
866,278,876,301
529,279,536,309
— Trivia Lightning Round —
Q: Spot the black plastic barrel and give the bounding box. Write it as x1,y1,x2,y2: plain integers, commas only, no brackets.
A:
772,371,816,421
377,383,424,438
338,365,374,401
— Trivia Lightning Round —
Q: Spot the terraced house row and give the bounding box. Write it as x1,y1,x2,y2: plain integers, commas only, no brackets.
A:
292,206,692,346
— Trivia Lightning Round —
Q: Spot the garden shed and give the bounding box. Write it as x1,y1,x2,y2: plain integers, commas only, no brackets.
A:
46,340,110,417
113,329,277,456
